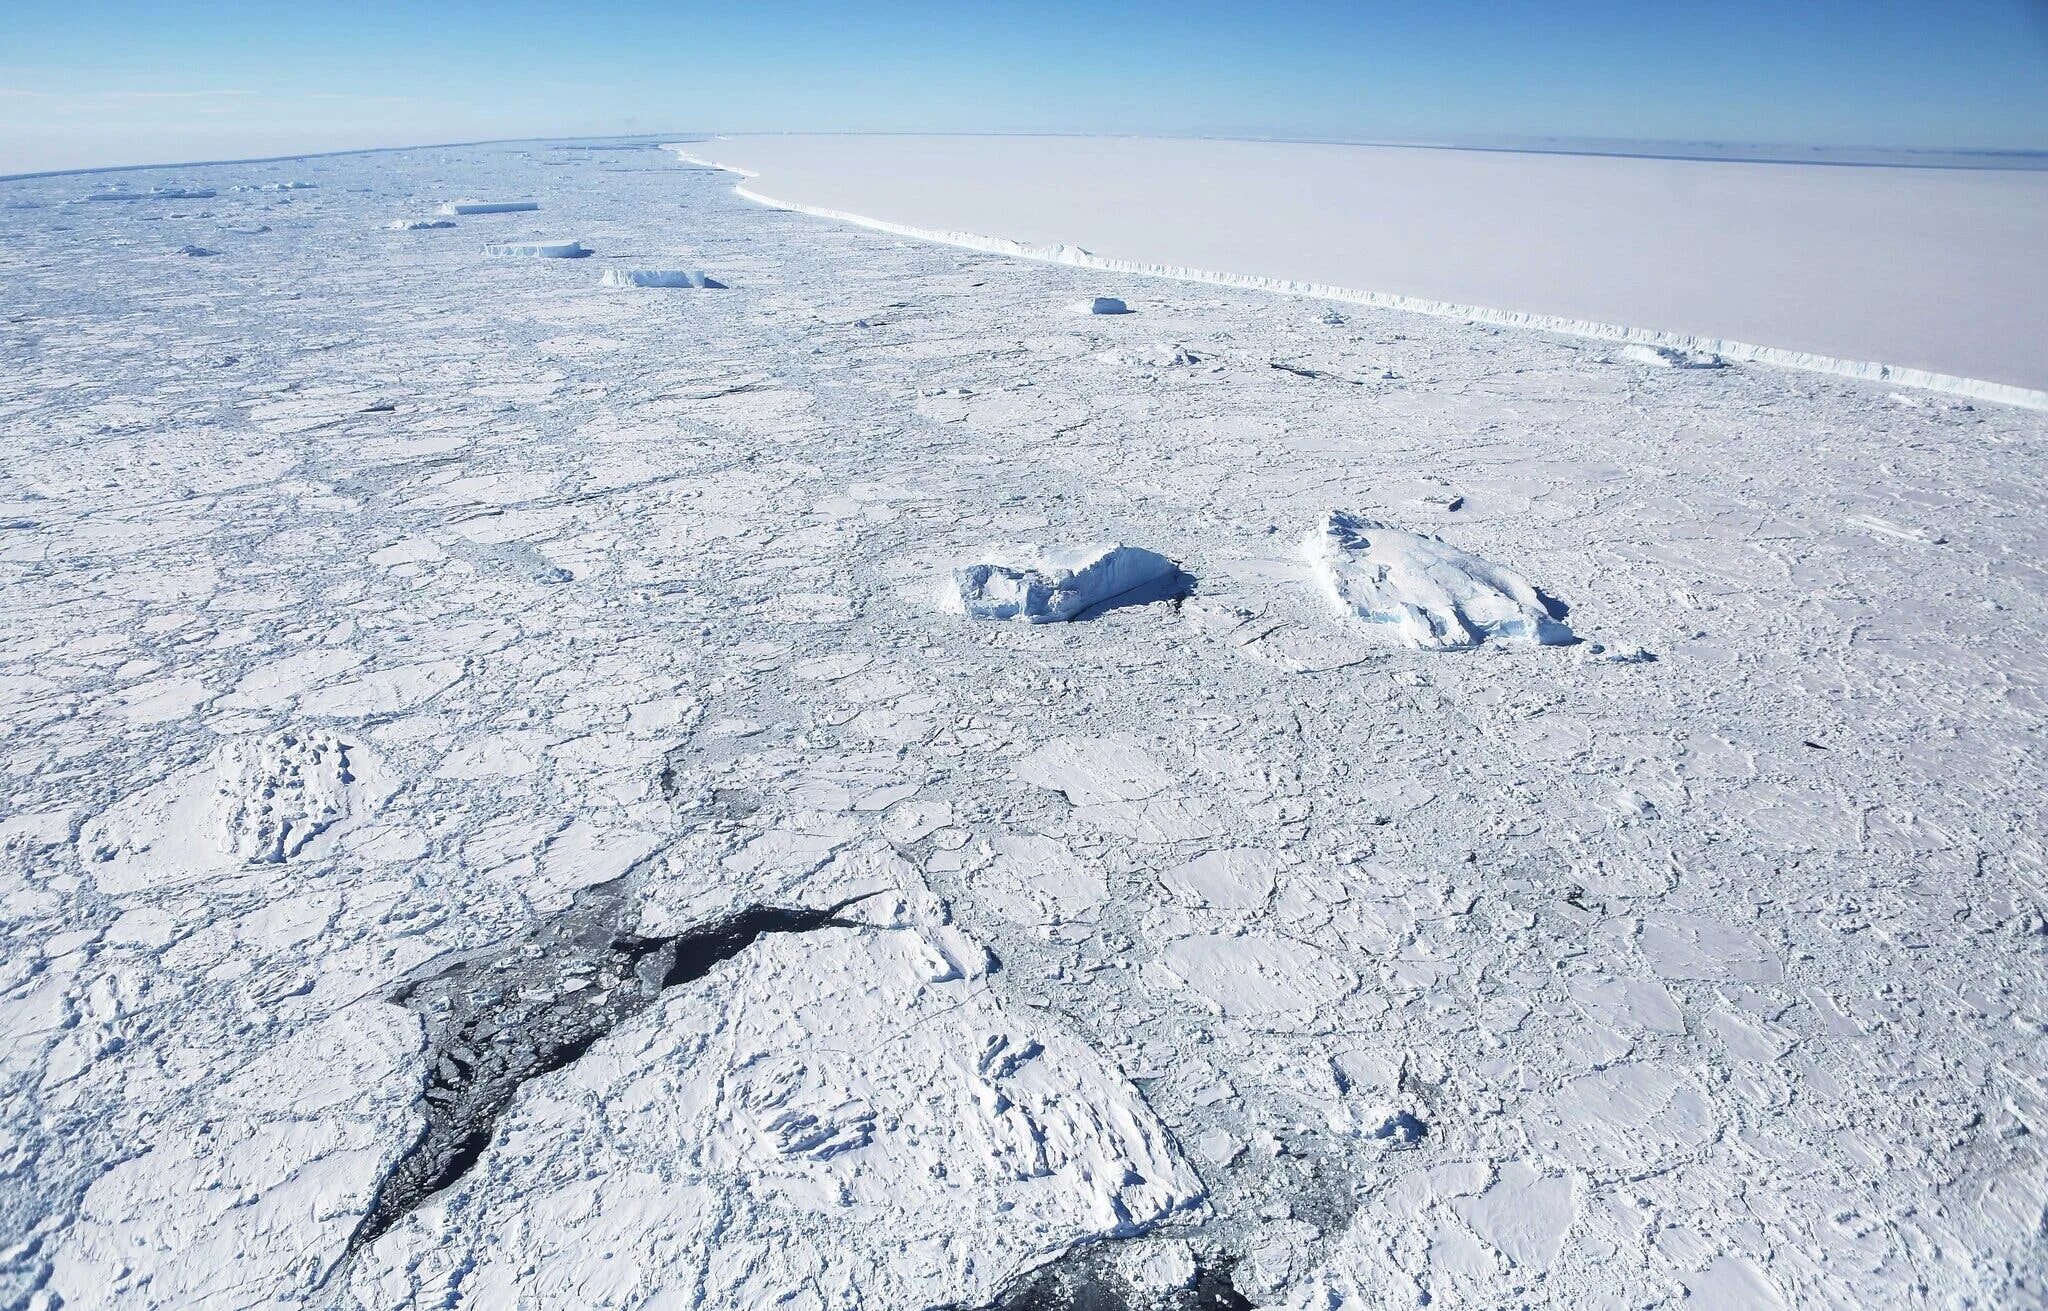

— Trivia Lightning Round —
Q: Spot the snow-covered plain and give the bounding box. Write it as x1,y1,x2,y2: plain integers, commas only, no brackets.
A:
674,134,2048,402
0,138,2044,1310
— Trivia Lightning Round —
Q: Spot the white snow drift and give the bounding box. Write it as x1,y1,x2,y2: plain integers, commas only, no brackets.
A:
944,544,1183,622
1304,511,1576,649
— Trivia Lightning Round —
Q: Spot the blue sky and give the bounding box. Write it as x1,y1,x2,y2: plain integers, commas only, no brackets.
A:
4,1,2047,173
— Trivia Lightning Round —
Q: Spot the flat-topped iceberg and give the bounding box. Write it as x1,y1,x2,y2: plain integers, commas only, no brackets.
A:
944,544,1186,623
484,240,592,259
84,187,216,202
439,199,540,215
1304,511,1575,649
1077,296,1132,315
600,268,725,289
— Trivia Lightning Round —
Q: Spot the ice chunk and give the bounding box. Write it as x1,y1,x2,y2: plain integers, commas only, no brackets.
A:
1618,342,1725,369
1077,295,1132,315
600,267,726,289
438,199,540,215
176,245,218,258
483,240,593,259
388,218,456,231
944,544,1186,623
1303,511,1575,649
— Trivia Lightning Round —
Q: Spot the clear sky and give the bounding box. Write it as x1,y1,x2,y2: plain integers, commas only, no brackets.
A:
4,0,2047,174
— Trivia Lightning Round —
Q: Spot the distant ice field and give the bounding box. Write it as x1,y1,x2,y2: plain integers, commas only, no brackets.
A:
677,134,2048,400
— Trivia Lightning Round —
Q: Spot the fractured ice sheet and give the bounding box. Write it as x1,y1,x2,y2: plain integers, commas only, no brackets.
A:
354,918,1202,1309
1303,510,1576,649
944,544,1187,623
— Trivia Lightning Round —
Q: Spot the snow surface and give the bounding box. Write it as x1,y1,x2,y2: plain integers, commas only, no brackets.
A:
671,135,2048,402
0,138,2043,1311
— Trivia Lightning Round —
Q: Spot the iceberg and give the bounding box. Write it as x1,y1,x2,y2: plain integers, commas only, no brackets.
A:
944,544,1186,623
1304,511,1575,649
600,268,726,289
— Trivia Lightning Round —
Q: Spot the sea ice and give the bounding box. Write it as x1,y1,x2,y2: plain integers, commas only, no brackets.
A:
944,544,1185,622
600,267,726,288
83,186,216,202
387,218,455,231
437,199,540,215
1303,510,1576,649
484,239,593,259
211,729,363,864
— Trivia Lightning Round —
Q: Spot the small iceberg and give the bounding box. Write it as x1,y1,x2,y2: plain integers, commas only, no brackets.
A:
439,199,540,215
177,245,219,258
389,218,456,231
1077,296,1132,315
1304,511,1575,650
943,544,1187,623
484,240,592,259
1617,343,1725,370
601,268,725,289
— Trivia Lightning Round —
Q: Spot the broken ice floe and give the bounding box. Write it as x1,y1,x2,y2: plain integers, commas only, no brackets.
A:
1102,342,1204,368
387,218,456,231
437,199,539,215
483,239,593,259
944,544,1188,623
600,267,726,289
1077,295,1132,315
1304,510,1576,650
1617,342,1725,369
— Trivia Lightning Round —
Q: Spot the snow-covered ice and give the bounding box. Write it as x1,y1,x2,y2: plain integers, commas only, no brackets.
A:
387,217,455,231
1304,510,1577,649
600,266,725,288
0,137,2042,1311
944,544,1186,622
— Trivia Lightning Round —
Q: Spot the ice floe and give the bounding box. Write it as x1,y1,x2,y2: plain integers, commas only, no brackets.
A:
600,267,726,288
483,239,593,259
437,199,540,215
1303,510,1576,649
944,544,1187,622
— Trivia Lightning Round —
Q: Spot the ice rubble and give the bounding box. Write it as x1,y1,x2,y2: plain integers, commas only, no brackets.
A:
1303,510,1576,649
437,199,540,215
944,544,1186,622
386,218,455,231
211,730,360,863
483,239,593,259
1618,342,1726,369
600,267,726,288
1078,295,1132,315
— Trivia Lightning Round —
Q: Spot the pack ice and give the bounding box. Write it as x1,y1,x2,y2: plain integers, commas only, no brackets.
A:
437,199,540,215
1304,510,1576,649
601,267,726,288
944,544,1185,622
484,239,593,259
